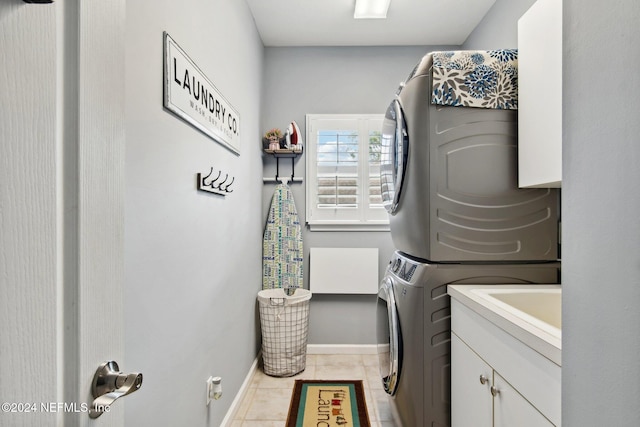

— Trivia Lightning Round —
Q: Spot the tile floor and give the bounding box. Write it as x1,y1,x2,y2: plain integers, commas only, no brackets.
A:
230,353,401,426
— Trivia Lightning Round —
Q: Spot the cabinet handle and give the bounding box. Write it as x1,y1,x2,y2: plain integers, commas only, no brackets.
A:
479,374,489,385
491,386,500,397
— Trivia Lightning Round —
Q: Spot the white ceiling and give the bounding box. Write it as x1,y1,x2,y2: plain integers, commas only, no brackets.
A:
246,0,496,47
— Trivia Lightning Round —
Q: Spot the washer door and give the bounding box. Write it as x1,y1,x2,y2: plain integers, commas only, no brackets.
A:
380,99,409,215
376,277,402,396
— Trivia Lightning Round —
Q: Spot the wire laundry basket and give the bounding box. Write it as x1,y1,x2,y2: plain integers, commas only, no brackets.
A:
257,288,312,377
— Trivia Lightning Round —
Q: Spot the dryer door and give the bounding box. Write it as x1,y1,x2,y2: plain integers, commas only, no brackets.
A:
380,99,409,215
376,277,402,396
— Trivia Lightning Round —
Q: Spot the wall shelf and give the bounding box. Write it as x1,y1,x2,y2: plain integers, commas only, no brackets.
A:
263,148,303,157
262,147,303,184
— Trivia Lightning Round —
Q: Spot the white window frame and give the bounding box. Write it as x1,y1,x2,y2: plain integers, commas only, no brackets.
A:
305,114,389,231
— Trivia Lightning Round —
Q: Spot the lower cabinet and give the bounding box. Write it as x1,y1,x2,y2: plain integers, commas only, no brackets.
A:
494,371,553,427
452,333,554,427
451,333,492,427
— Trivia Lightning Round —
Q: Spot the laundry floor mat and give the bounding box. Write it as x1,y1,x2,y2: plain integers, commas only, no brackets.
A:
286,380,371,427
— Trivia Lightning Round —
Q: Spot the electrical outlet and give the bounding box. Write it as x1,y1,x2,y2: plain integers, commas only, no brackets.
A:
206,376,222,405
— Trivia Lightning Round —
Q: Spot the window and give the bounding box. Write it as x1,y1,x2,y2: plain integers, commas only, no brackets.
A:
305,114,389,231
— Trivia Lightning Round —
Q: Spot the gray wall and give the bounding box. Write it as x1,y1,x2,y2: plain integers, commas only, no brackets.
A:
463,0,536,49
469,0,640,424
119,0,640,424
261,45,457,344
259,0,535,346
124,1,264,425
563,1,640,425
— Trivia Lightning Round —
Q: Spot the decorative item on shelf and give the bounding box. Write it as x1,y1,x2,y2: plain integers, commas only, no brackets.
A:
262,128,284,151
197,167,235,196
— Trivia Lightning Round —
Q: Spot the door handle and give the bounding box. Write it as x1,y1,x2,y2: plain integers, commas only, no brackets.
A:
89,361,143,419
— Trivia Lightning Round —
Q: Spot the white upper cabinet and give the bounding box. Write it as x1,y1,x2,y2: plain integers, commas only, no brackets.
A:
518,0,563,188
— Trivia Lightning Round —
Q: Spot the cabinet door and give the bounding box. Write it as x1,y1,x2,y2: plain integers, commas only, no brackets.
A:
517,0,563,188
451,334,493,427
494,372,554,427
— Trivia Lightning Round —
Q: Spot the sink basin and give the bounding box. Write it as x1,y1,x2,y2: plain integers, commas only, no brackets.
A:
448,284,561,365
471,287,561,338
477,289,561,329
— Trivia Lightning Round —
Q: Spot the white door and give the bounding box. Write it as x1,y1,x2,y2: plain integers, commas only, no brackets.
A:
1,2,127,426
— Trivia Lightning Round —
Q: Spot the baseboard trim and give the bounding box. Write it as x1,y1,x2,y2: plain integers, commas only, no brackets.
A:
306,344,377,354
219,353,260,427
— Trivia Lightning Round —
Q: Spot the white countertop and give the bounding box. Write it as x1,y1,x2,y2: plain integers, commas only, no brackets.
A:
448,284,562,366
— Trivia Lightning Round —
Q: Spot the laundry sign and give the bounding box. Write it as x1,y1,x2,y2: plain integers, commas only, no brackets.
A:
163,32,240,154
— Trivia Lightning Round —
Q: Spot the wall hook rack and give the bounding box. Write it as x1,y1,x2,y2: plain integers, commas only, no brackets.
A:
198,167,234,196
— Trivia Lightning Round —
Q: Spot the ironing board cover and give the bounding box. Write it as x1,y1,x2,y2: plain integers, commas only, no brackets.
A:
262,184,303,290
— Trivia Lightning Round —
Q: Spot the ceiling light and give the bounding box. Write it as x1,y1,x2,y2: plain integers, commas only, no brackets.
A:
354,0,391,19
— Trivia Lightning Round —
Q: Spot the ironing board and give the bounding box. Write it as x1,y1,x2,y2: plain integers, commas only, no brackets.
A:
262,184,303,290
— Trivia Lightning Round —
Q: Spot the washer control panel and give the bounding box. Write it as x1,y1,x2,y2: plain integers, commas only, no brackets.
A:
388,252,420,282
402,262,417,281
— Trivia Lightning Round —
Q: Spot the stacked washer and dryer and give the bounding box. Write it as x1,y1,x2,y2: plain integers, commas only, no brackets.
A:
375,52,560,427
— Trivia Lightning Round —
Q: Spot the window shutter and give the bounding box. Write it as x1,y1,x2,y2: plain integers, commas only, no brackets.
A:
316,130,359,208
306,114,389,230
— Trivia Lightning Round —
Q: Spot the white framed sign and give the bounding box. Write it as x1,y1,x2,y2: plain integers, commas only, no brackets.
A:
163,32,241,154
